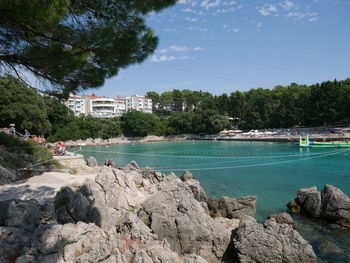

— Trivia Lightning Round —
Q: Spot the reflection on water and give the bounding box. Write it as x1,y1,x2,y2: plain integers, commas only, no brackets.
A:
75,141,350,262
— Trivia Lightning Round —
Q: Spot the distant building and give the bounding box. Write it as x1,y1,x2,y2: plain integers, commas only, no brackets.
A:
126,95,153,114
84,95,117,118
64,95,86,116
64,94,152,118
115,96,127,116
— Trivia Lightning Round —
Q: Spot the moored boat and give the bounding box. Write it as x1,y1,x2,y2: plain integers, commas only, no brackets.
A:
298,135,350,148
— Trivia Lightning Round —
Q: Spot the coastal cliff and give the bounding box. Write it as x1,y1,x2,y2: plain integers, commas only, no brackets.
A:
0,163,317,262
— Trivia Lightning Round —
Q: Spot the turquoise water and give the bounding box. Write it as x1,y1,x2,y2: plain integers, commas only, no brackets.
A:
75,141,350,262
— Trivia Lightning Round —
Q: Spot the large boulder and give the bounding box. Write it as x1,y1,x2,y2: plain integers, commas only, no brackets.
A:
104,158,116,168
267,212,294,225
86,156,98,167
321,184,350,228
0,165,18,185
17,222,208,263
181,171,207,203
232,216,317,263
0,199,42,231
218,195,256,220
287,185,350,228
142,174,238,262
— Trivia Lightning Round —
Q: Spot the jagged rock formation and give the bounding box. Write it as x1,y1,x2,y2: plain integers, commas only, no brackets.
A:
104,159,116,168
287,184,350,228
232,216,317,263
267,212,294,225
86,156,98,167
207,195,256,220
0,149,35,184
0,164,317,262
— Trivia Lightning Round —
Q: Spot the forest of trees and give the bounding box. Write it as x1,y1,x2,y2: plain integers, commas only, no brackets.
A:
1,75,350,140
146,78,350,130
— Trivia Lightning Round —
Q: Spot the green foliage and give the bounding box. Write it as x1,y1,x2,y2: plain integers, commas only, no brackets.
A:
0,75,51,135
143,216,151,227
130,206,138,214
48,115,122,142
0,132,55,168
121,110,158,137
0,0,177,94
151,79,350,130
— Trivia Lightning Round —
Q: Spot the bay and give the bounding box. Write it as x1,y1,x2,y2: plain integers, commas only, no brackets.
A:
75,141,350,262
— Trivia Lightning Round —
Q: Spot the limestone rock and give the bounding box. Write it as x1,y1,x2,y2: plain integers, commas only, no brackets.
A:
182,175,207,203
288,184,350,228
180,170,196,181
0,199,41,231
104,159,116,168
207,196,222,217
0,165,19,185
232,216,317,263
22,222,208,263
297,186,322,217
219,195,256,220
86,156,98,167
124,160,139,170
267,212,294,225
142,175,236,262
321,184,350,228
54,187,91,224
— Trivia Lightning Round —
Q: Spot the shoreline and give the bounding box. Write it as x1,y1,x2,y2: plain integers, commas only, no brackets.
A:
62,133,350,148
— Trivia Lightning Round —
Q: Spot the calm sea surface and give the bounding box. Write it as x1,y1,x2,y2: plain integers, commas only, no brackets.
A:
75,141,350,262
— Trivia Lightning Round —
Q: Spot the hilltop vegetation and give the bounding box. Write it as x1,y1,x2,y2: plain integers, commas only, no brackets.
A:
147,78,350,129
1,75,350,140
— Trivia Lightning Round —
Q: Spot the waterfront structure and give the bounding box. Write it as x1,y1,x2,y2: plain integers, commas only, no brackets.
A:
126,95,153,113
64,95,86,116
115,96,127,116
64,94,152,118
84,95,117,118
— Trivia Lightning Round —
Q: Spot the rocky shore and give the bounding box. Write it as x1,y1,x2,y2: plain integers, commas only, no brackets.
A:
287,185,350,228
62,135,194,147
0,160,319,263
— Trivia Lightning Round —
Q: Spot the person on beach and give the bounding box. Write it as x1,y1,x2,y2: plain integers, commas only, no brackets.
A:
9,127,16,135
57,141,66,156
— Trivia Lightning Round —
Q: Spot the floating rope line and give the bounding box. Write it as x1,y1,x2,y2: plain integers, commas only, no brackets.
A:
19,158,55,170
76,148,342,160
156,149,350,172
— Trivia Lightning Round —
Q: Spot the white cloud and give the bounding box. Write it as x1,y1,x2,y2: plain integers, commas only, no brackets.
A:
158,45,203,53
223,1,237,6
287,11,318,21
201,0,221,9
233,28,240,33
308,17,318,22
150,55,191,63
185,17,199,22
188,27,208,32
280,0,294,11
258,4,278,16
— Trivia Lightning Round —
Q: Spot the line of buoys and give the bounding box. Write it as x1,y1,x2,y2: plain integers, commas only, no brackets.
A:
77,148,343,160
156,149,350,172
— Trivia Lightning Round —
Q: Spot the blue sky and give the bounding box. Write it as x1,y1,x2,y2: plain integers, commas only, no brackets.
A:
87,0,350,97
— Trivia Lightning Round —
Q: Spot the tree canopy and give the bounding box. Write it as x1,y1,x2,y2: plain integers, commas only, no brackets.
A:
0,0,177,95
0,75,51,135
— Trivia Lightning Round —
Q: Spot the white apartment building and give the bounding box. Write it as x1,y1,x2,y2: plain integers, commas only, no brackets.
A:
85,95,117,118
115,96,127,116
64,94,152,118
126,95,152,114
65,95,86,116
